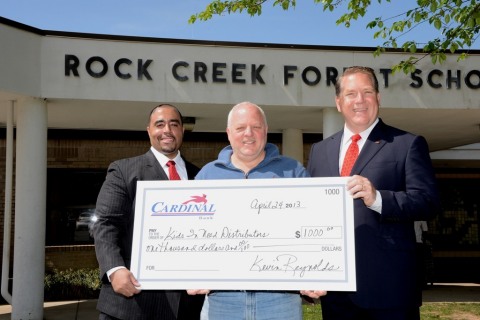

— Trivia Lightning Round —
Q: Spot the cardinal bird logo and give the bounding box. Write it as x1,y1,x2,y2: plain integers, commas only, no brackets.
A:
182,194,207,205
151,193,215,216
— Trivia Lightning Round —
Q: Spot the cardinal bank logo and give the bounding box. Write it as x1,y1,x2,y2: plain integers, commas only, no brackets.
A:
150,194,216,216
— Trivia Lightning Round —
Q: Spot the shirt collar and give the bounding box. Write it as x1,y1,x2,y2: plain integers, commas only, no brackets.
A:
150,147,184,168
342,118,379,148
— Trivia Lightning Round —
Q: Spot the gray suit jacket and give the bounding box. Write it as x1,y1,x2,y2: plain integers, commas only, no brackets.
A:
93,150,203,319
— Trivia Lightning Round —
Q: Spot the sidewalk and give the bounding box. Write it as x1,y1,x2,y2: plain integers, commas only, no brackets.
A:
422,283,480,303
0,283,478,319
0,299,98,320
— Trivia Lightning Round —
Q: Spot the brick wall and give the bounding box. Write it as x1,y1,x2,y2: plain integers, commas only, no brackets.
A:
0,130,320,278
45,245,98,272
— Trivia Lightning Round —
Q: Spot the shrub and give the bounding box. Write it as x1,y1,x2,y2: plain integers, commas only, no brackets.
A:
44,268,101,301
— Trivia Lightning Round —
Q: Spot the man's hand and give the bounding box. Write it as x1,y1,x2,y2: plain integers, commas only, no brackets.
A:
187,289,210,295
300,290,327,299
110,268,142,297
347,175,376,207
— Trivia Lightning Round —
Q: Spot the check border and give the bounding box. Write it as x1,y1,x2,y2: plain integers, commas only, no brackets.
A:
130,177,356,291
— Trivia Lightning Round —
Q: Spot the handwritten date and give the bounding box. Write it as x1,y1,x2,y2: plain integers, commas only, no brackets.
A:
250,199,302,214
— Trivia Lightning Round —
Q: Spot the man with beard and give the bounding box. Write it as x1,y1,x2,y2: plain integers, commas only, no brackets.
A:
93,104,204,319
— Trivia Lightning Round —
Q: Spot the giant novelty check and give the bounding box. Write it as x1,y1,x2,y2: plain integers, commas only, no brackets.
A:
130,177,356,291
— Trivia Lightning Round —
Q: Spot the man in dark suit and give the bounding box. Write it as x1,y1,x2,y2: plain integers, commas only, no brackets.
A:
93,104,204,319
306,66,440,320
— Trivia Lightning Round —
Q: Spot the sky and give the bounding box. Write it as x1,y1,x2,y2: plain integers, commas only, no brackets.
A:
2,0,479,49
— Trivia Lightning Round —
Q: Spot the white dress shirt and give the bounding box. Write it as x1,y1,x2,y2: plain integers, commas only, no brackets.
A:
150,147,188,180
340,119,382,214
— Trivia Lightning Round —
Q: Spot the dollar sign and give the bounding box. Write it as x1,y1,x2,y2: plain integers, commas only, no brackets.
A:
295,230,300,238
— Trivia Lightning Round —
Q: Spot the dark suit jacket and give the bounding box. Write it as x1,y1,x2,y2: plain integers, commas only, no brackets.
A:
307,119,440,309
93,150,204,320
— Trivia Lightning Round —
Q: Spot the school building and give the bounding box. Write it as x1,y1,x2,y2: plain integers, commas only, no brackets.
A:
0,16,479,317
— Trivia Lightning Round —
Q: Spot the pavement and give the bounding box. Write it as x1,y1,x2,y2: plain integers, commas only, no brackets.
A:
0,283,478,319
421,283,480,303
0,299,98,320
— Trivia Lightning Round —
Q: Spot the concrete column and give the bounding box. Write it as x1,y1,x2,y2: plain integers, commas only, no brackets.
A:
12,97,47,319
282,128,304,163
322,107,344,139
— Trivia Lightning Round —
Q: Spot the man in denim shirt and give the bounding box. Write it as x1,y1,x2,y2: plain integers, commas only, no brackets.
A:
189,101,325,320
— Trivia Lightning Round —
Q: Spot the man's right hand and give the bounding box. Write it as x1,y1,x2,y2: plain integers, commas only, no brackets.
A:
187,289,210,295
110,268,142,297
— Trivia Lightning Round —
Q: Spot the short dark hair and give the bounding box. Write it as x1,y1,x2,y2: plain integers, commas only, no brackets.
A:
335,66,379,96
148,104,183,125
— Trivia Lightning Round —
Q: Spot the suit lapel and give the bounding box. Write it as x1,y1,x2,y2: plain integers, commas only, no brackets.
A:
326,132,343,175
351,120,388,175
185,160,200,180
144,150,168,180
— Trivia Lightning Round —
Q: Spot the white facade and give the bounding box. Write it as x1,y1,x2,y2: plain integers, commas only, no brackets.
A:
1,18,480,150
1,17,479,318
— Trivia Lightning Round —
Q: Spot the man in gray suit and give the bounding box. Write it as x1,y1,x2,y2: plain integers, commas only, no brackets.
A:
93,104,204,319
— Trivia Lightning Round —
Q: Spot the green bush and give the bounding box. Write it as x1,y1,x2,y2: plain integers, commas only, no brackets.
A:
44,268,101,301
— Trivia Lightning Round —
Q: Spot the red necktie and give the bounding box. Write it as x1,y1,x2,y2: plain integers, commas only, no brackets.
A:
341,134,361,177
166,160,181,180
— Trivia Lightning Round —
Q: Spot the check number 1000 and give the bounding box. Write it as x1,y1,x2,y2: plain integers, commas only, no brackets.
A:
324,188,340,195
